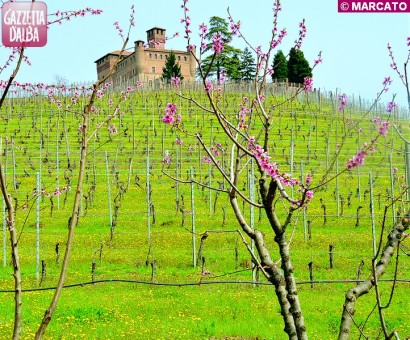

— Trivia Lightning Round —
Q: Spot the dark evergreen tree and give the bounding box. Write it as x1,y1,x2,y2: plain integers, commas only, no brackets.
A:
271,50,288,82
287,47,312,84
162,51,183,83
239,47,256,82
201,16,241,82
226,52,242,82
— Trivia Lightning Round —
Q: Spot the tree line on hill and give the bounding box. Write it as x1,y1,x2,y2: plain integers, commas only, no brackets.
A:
163,16,312,84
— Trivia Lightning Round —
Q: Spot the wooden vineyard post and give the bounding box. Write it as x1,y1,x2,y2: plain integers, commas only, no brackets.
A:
300,161,307,242
11,138,17,191
1,137,5,267
290,128,294,176
329,244,334,269
63,118,70,168
249,159,256,284
146,136,152,250
36,172,41,284
2,194,5,268
190,167,197,268
406,142,410,201
308,261,314,288
325,130,330,190
369,172,377,256
335,155,340,217
175,145,179,211
209,122,213,215
105,152,113,234
56,117,60,210
389,153,396,225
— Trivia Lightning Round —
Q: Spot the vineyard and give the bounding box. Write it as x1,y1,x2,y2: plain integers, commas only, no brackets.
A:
0,81,409,339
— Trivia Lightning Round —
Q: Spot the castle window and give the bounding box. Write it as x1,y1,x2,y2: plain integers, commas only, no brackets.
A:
160,55,163,60
152,66,156,73
184,56,187,61
155,54,157,59
178,56,181,61
149,53,152,59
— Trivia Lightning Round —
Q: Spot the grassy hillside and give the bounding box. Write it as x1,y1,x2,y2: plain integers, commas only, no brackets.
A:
0,82,409,338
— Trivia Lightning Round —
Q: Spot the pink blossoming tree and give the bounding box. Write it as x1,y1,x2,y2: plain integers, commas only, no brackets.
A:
162,1,409,339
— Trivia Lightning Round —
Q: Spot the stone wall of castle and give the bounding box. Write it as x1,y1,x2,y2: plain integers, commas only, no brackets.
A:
95,27,196,85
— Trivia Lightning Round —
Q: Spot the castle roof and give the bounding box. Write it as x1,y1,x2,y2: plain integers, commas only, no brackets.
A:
94,50,132,63
146,27,166,32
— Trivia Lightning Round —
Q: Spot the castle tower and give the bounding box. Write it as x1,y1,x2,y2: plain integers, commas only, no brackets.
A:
146,27,166,49
189,46,196,78
134,40,145,79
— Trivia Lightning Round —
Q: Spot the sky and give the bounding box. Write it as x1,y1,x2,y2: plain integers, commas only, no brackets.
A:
0,0,409,108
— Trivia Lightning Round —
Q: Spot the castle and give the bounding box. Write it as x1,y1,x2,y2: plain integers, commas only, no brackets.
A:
94,27,196,86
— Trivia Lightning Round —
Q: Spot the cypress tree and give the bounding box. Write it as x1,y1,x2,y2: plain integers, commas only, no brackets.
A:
287,47,312,84
162,51,183,83
271,50,288,82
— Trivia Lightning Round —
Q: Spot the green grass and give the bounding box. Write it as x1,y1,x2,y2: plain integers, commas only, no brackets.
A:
0,84,409,339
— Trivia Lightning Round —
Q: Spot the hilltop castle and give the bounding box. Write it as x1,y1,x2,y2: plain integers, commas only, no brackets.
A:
94,27,196,85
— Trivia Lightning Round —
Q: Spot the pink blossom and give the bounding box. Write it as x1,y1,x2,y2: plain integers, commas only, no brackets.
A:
211,33,224,56
337,93,348,112
303,77,313,92
346,141,376,169
373,116,390,137
198,23,208,36
271,29,287,49
203,156,212,163
294,19,307,49
205,81,213,94
108,124,117,135
305,173,313,186
162,103,179,125
171,77,181,87
247,138,299,186
386,101,398,113
383,76,392,89
175,137,184,145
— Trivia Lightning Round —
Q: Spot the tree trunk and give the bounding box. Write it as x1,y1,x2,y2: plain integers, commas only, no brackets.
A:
276,232,307,339
338,216,409,339
229,194,298,339
0,163,22,340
